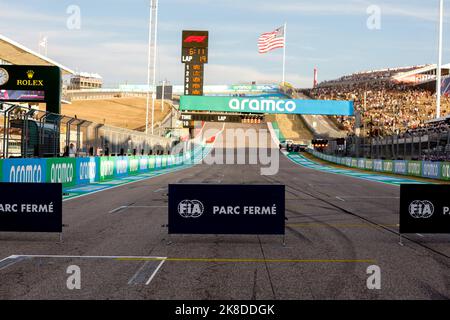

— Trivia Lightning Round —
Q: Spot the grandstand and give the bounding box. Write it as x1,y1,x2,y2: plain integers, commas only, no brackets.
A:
307,64,450,136
307,65,450,161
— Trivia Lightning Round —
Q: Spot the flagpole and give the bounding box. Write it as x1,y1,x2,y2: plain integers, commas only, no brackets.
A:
282,22,287,85
436,0,444,119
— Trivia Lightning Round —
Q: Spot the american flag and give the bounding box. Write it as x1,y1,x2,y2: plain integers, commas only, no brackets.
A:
258,26,285,54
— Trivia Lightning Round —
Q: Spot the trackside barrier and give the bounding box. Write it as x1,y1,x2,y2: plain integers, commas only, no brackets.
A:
394,160,407,175
2,158,47,183
442,163,450,181
0,148,204,188
46,158,77,188
308,150,450,181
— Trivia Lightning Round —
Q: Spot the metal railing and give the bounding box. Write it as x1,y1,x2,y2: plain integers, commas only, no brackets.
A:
0,102,175,159
323,124,450,161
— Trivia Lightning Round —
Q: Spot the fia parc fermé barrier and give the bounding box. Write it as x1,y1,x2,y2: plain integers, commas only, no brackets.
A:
309,150,450,181
0,183,62,233
1,152,192,188
168,184,285,236
400,184,450,235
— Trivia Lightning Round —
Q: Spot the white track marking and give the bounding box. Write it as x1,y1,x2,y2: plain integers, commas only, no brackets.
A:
13,254,167,260
336,196,400,199
108,206,128,214
109,205,167,214
0,255,28,271
63,165,193,202
146,259,166,285
128,261,153,285
0,255,18,264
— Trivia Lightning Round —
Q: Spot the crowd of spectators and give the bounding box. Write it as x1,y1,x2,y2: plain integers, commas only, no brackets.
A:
318,66,426,88
307,79,450,137
307,70,450,160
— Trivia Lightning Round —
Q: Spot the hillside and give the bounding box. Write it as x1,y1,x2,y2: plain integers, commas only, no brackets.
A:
61,98,171,131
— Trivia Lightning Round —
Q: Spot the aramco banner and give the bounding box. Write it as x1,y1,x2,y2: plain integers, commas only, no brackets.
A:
180,96,354,116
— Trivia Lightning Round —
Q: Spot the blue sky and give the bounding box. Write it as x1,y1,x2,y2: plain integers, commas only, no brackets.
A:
0,0,448,87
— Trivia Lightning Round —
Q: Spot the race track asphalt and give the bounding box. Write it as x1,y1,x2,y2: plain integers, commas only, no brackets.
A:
0,123,449,300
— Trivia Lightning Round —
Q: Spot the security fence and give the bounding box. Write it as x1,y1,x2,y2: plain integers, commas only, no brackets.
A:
324,124,450,162
0,102,175,159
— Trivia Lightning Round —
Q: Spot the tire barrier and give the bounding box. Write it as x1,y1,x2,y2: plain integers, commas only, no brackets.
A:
309,150,450,181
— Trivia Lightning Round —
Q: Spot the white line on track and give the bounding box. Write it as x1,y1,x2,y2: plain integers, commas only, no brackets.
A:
109,205,168,214
13,254,167,260
146,259,166,285
0,255,29,271
2,255,168,284
63,165,194,202
335,196,345,202
0,255,17,264
128,261,154,285
336,196,400,199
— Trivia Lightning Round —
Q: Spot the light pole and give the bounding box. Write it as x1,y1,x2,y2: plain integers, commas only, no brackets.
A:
161,79,166,112
436,0,444,119
145,0,159,135
151,0,159,135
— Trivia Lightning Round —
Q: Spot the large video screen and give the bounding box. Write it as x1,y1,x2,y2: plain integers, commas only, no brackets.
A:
0,89,45,101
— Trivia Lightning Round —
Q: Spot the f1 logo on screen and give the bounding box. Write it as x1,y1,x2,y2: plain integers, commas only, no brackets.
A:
168,184,285,235
184,35,207,43
182,30,209,48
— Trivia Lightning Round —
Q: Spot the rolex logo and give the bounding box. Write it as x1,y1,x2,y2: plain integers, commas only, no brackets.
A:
17,70,43,87
26,70,35,79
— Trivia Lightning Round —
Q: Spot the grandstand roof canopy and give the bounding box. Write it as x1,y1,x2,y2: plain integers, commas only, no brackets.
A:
392,63,450,85
0,34,74,75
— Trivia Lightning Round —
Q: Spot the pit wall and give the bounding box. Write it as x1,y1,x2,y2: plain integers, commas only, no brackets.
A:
1,152,195,188
309,149,450,181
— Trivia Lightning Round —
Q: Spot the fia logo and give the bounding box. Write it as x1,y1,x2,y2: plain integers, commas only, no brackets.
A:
408,200,434,219
178,200,204,218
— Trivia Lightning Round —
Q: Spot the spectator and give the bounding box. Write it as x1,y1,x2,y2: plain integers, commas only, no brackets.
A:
69,143,76,157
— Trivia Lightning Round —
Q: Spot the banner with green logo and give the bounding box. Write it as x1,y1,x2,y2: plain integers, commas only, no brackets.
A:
365,159,373,170
441,163,450,180
46,157,77,188
99,157,115,181
180,96,354,116
383,160,394,173
128,156,140,175
407,161,422,176
138,156,149,172
149,156,156,169
162,155,168,168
